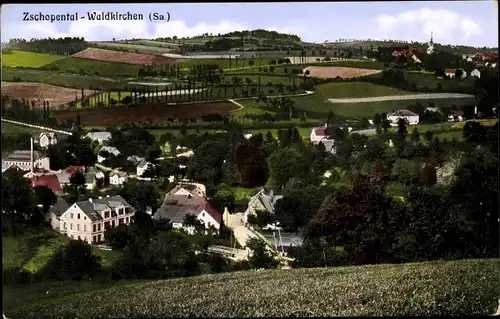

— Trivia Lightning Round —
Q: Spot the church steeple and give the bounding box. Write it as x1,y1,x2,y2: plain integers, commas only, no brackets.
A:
430,32,434,45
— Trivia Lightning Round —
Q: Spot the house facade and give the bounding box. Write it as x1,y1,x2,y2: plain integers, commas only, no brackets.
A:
110,171,128,185
3,150,50,172
318,139,337,155
37,132,59,148
387,109,419,126
470,69,481,78
244,188,282,225
58,195,136,244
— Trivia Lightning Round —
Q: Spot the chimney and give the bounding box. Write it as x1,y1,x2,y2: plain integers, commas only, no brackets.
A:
89,198,93,203
30,137,34,173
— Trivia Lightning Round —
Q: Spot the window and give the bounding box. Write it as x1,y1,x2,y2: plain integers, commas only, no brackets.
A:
92,236,96,243
70,223,73,230
84,225,87,232
119,208,124,215
98,234,102,242
70,213,73,219
77,214,80,219
84,216,86,220
201,212,205,217
98,224,101,231
63,222,67,230
111,220,115,227
104,211,110,218
78,236,81,240
84,237,87,242
119,218,124,224
77,224,80,231
93,224,96,232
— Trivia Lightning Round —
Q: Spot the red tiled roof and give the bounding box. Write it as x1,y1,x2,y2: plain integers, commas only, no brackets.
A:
32,174,63,194
392,50,407,57
314,128,326,136
203,202,222,226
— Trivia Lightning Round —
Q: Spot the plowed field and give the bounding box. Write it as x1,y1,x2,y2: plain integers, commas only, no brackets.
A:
1,82,95,108
303,66,381,79
52,101,238,126
72,48,177,66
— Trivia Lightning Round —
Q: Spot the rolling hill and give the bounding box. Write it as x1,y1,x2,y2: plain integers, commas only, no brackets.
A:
1,50,66,68
4,258,499,317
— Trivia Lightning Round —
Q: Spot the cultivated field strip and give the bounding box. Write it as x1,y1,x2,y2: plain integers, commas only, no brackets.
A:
328,93,476,104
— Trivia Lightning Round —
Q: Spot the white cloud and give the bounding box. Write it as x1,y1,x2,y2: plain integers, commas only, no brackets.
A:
376,8,482,44
1,13,296,41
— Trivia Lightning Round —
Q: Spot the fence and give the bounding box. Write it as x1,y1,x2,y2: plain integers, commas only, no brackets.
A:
1,118,72,135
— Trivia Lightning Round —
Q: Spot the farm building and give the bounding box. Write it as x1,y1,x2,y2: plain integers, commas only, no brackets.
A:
153,191,221,234
84,131,112,144
445,68,467,79
387,109,419,126
310,126,328,143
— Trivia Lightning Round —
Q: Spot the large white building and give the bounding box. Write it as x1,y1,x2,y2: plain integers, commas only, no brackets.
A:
3,150,50,172
387,109,420,126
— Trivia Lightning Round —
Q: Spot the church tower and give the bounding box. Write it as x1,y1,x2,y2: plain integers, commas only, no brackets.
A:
426,32,435,55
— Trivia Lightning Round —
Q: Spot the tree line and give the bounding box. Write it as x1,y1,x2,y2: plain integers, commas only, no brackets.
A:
6,37,88,55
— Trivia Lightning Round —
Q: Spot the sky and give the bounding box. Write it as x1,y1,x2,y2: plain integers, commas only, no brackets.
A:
1,2,498,47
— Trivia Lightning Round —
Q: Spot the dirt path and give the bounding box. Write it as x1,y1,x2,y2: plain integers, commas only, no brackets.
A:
328,93,476,104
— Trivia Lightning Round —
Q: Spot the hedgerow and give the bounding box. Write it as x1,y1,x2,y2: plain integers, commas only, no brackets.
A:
8,258,499,317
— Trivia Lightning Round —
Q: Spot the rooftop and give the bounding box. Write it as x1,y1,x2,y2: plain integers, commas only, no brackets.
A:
388,109,418,117
314,128,326,136
31,174,63,194
5,150,42,162
74,195,134,221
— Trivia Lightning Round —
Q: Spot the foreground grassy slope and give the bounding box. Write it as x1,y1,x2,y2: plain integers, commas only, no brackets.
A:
6,259,499,317
1,50,65,68
2,229,120,274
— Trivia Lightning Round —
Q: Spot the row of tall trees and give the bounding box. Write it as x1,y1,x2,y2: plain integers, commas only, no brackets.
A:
1,95,57,126
78,81,302,109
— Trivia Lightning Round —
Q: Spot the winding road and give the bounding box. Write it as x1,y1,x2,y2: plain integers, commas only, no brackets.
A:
328,93,476,104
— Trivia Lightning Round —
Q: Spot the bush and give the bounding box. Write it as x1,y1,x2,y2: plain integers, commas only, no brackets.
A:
41,240,102,281
9,259,499,317
3,268,36,286
104,224,131,250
